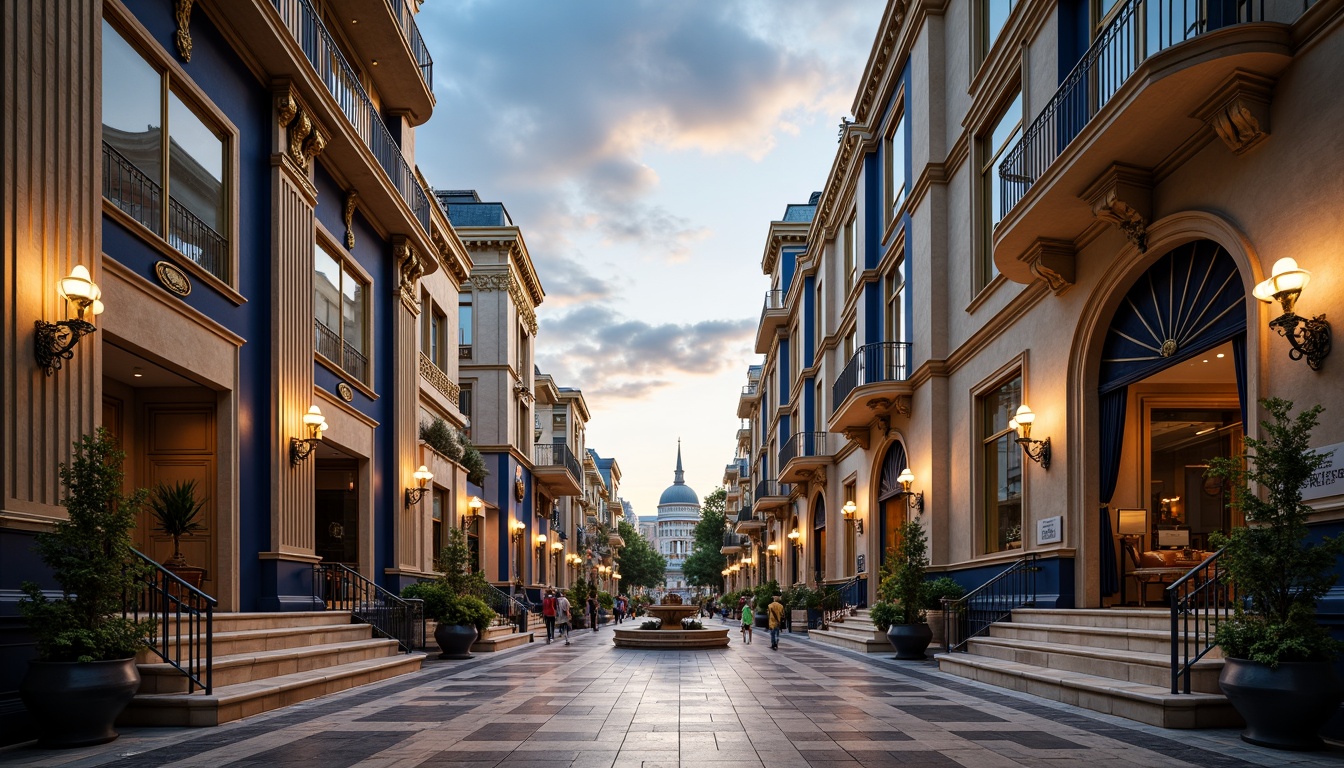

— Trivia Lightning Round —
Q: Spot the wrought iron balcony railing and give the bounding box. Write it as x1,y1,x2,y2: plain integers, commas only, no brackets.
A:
388,0,433,93
755,478,790,500
315,319,369,383
534,442,583,484
271,0,432,231
832,342,912,413
778,432,830,470
999,0,1272,212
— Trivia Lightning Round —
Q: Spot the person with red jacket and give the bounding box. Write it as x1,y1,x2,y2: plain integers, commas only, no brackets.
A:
541,590,557,644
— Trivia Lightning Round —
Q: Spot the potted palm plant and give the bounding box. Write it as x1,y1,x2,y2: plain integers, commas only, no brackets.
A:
1206,398,1344,751
18,429,155,747
147,479,207,587
877,515,932,659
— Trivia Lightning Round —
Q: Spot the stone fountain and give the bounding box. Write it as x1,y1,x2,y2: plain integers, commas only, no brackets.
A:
611,593,730,649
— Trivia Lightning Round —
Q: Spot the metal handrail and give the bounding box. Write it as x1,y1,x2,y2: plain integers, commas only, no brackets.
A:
312,563,424,652
1167,546,1235,693
762,289,784,313
832,342,912,413
754,478,789,500
779,432,829,470
126,549,216,694
534,443,583,485
467,579,535,630
388,0,433,92
942,554,1039,653
999,0,1271,212
823,574,866,628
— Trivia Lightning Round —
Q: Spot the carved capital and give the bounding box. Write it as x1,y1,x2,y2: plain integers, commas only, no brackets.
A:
343,191,358,249
843,426,870,451
1193,70,1274,156
174,0,195,61
276,90,326,173
1082,164,1152,253
1019,238,1076,296
471,272,538,334
395,238,424,309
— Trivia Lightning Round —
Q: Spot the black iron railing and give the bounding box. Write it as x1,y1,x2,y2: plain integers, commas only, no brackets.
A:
534,443,583,486
313,563,423,652
755,478,789,500
270,0,432,231
314,319,368,383
722,531,748,548
832,342,912,412
1167,547,1235,694
735,505,757,524
388,0,433,93
467,579,534,630
779,432,829,470
127,549,216,694
104,141,228,282
823,574,867,629
1000,0,1271,211
943,554,1039,653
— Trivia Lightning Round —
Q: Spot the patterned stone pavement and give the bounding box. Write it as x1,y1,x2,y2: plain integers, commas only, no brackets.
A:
3,622,1342,768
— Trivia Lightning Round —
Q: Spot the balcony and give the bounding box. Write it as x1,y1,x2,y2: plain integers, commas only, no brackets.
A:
533,443,583,497
754,479,791,515
418,351,460,407
325,0,434,123
270,0,433,232
736,381,761,419
993,0,1301,283
609,531,625,548
778,432,833,484
734,505,766,534
755,289,787,353
829,342,913,433
720,532,748,555
315,319,368,383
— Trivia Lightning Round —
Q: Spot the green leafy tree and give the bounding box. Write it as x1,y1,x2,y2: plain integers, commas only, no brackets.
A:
1207,398,1344,665
20,429,155,661
616,520,666,593
876,515,930,624
402,527,494,632
682,488,728,590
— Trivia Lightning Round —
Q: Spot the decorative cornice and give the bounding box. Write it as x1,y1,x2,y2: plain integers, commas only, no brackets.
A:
343,191,358,249
431,228,470,283
473,272,538,334
419,352,460,406
174,0,194,61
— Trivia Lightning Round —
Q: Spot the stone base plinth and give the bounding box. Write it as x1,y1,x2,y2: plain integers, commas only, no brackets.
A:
611,627,731,649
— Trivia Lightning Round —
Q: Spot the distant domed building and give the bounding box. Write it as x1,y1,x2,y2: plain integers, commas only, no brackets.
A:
656,442,700,595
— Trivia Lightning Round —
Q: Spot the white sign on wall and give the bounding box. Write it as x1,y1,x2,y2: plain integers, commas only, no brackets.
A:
1303,441,1344,502
1036,515,1063,545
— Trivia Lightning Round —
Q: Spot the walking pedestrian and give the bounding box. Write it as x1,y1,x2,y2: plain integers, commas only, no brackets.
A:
740,597,754,645
556,591,572,645
586,593,599,632
767,594,785,650
541,589,557,643
615,595,627,624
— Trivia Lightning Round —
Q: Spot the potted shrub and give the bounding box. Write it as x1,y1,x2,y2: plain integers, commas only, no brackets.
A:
878,515,932,659
18,429,155,747
147,479,207,588
1206,398,1344,750
922,576,966,649
753,581,779,628
403,527,494,659
567,578,590,629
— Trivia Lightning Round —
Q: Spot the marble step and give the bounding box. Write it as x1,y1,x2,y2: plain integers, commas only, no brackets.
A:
137,638,401,693
966,635,1224,693
988,621,1220,658
142,621,377,659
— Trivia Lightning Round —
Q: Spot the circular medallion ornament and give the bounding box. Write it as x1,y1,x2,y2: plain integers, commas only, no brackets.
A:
1160,339,1178,358
336,382,354,402
154,261,191,297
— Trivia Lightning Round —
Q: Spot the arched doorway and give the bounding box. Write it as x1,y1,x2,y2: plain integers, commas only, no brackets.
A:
812,496,826,586
1095,239,1247,604
877,440,910,564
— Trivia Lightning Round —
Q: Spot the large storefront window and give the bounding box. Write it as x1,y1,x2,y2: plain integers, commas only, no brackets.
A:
982,376,1023,553
1148,408,1240,551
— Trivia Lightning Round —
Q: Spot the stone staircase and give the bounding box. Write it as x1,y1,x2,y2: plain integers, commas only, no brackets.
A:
121,611,424,727
935,608,1240,729
468,615,537,653
808,609,891,654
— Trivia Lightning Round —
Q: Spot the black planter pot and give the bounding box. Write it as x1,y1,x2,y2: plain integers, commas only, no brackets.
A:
434,623,479,660
754,614,769,629
20,657,140,748
1220,657,1343,750
886,623,933,660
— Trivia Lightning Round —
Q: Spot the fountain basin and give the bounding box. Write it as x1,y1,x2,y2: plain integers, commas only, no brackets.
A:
642,604,701,627
611,627,730,649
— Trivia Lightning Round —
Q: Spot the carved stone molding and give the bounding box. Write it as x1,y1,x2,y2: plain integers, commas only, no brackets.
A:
394,238,424,310
430,229,469,283
1193,71,1274,156
419,352,460,406
1020,238,1076,296
471,272,538,334
843,426,870,451
174,0,194,61
1082,164,1152,253
513,382,534,403
276,90,326,173
893,395,911,417
343,191,358,249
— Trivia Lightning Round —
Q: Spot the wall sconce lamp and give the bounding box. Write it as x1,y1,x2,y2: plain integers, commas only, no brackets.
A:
534,533,548,553
35,265,105,376
766,542,780,560
895,468,925,515
1253,257,1330,370
1008,405,1051,470
787,528,801,551
509,519,526,543
404,465,434,506
290,405,328,464
461,496,484,529
842,500,865,534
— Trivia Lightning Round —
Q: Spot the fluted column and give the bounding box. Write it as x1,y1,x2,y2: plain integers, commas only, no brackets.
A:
394,237,423,573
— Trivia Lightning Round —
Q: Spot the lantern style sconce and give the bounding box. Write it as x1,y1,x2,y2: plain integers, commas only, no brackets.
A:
462,495,484,529
842,500,865,534
535,533,549,554
509,519,526,543
766,542,780,560
1253,258,1330,370
290,405,328,464
895,468,925,515
1008,404,1051,469
404,465,434,507
787,528,801,552
35,265,105,376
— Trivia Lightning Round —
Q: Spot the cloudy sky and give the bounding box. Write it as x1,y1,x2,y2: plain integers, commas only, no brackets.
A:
414,1,886,518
